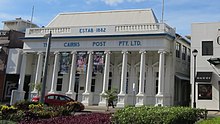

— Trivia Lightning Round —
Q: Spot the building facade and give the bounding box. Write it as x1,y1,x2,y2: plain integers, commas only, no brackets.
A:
0,18,38,102
191,22,220,110
10,9,190,107
0,30,24,101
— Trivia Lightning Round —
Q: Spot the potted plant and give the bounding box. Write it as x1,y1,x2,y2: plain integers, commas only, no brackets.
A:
101,88,118,111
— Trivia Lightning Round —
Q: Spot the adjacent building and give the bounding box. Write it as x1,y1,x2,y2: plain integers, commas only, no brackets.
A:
191,22,220,110
10,9,190,107
0,18,38,101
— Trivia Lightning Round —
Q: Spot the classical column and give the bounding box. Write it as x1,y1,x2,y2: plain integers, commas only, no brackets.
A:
99,51,111,106
66,51,77,99
136,50,146,106
82,51,93,106
31,52,44,97
117,51,128,108
10,51,27,105
156,50,166,106
18,52,27,91
49,51,60,94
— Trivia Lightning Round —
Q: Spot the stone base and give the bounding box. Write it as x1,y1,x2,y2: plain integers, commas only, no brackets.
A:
65,91,76,100
10,90,25,105
155,94,164,106
98,93,107,107
81,92,93,106
116,94,128,108
30,90,39,99
135,93,145,107
48,91,57,94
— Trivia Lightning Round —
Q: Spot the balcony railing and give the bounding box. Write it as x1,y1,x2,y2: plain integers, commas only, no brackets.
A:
25,23,175,37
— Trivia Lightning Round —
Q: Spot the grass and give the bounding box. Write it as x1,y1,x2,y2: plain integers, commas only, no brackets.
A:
197,117,220,124
0,120,17,124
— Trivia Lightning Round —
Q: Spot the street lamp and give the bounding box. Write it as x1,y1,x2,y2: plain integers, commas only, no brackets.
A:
40,31,52,103
192,49,198,108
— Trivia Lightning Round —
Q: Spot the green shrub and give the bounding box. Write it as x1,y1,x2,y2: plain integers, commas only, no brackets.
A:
112,106,207,124
65,101,82,112
1,103,74,122
13,100,39,110
0,105,18,120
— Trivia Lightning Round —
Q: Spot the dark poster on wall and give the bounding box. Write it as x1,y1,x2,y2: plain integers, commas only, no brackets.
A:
93,51,105,74
198,84,212,100
76,51,88,74
59,52,71,74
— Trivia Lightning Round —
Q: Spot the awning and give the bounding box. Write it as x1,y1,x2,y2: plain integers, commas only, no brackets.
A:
196,72,212,82
207,58,220,65
175,74,190,81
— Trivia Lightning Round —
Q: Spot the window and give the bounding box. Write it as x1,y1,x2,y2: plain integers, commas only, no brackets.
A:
202,41,213,56
176,43,181,58
108,72,112,90
126,72,129,94
47,95,54,99
155,72,159,94
56,78,63,91
155,80,158,94
187,48,191,62
182,46,187,60
198,84,212,100
56,73,63,91
108,79,112,90
91,79,95,92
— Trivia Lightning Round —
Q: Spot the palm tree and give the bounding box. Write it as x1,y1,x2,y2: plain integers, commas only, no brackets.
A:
29,82,42,96
101,88,118,111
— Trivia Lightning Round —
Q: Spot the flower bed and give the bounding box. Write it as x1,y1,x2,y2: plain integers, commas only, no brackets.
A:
19,113,112,124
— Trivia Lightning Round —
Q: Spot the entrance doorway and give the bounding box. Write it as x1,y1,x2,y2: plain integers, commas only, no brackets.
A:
74,74,79,101
24,75,31,100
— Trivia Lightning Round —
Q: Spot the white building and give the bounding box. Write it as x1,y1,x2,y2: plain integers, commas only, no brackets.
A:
191,22,220,110
9,9,190,107
2,17,38,33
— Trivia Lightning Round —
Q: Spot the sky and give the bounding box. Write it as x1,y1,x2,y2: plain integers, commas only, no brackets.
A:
0,0,219,36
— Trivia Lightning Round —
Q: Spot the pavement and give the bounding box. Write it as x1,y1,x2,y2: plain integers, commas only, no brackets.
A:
84,105,118,113
207,111,220,118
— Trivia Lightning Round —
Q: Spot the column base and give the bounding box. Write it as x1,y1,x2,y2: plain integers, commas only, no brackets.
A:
135,93,145,107
81,92,93,106
66,91,76,100
10,90,25,105
155,93,164,106
48,91,57,94
116,94,128,108
30,90,39,99
98,93,107,107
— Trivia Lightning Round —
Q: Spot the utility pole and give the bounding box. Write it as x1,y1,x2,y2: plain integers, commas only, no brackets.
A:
40,31,52,103
161,0,164,23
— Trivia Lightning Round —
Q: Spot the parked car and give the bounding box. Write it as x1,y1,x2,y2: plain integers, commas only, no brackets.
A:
32,94,84,111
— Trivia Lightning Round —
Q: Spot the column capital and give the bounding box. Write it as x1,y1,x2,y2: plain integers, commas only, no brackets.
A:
37,51,44,55
121,50,129,54
87,51,94,54
158,49,167,54
71,51,77,54
104,51,111,54
21,51,28,55
54,51,60,55
139,50,147,54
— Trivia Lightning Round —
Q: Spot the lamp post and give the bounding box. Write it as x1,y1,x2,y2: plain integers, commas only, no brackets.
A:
192,49,198,108
40,31,52,103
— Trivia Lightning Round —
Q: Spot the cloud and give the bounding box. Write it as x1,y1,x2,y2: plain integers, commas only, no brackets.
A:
101,0,147,6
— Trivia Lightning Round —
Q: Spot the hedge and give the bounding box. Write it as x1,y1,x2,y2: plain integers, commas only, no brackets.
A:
111,106,207,124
